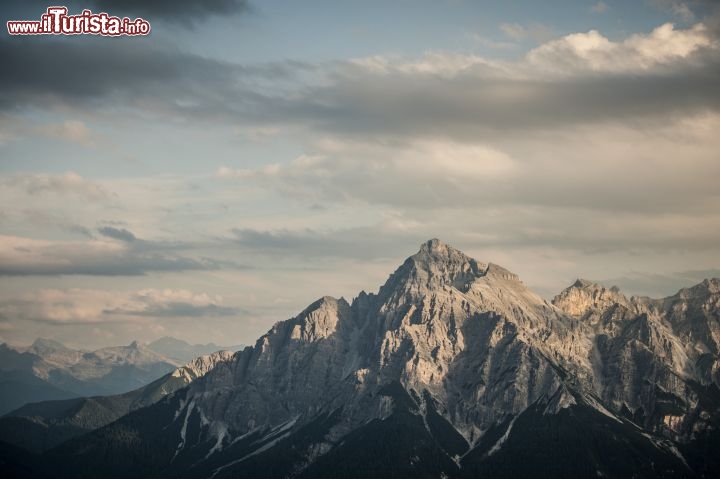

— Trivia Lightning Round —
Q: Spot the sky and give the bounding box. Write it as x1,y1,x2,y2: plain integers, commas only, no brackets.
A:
1,0,719,349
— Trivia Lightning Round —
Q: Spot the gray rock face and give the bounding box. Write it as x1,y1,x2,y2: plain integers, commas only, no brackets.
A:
553,277,720,441
100,240,717,475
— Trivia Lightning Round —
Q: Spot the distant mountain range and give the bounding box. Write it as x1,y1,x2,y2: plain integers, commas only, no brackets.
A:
147,337,244,363
1,240,718,478
0,337,243,415
0,350,236,454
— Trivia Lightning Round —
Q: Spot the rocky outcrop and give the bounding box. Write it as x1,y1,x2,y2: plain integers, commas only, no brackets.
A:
553,277,720,441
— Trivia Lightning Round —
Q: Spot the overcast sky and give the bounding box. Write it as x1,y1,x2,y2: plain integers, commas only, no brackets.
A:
1,0,719,349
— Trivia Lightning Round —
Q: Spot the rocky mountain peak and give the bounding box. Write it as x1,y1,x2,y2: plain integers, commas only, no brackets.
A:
675,277,720,300
552,278,630,318
414,238,477,266
30,338,69,352
379,239,489,300
170,350,236,382
418,237,450,254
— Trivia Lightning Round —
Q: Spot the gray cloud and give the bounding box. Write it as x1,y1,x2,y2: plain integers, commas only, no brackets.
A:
291,64,720,139
231,227,423,261
647,0,696,20
0,36,237,112
104,302,242,318
228,198,720,262
0,254,221,276
0,233,233,276
0,172,116,203
217,121,720,218
98,226,136,242
87,0,251,24
1,23,718,137
0,288,243,325
0,35,314,123
1,0,251,25
10,209,95,238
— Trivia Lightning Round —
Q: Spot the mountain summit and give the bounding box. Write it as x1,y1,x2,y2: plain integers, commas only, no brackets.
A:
17,240,720,478
377,238,488,310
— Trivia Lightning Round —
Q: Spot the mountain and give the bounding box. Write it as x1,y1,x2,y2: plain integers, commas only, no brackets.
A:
0,351,236,453
0,343,79,415
147,337,243,363
551,278,720,450
55,341,181,395
0,340,182,414
12,240,720,478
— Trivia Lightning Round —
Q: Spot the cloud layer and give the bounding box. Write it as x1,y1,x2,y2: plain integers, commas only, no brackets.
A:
0,233,225,276
0,288,240,324
2,22,719,133
1,16,719,347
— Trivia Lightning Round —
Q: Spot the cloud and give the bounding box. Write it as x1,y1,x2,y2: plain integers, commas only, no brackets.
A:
218,138,518,208
2,22,718,138
0,172,116,203
227,201,720,259
229,226,424,261
1,0,251,25
249,23,720,140
105,303,241,317
0,289,114,324
468,33,518,50
34,120,95,147
5,209,95,238
648,0,695,21
527,23,714,73
590,2,609,13
103,289,243,317
0,234,225,276
98,226,136,242
214,108,720,262
235,126,282,142
499,22,526,41
0,21,718,295
499,22,555,42
86,0,251,24
0,288,241,324
0,174,260,277
0,36,243,114
217,114,720,215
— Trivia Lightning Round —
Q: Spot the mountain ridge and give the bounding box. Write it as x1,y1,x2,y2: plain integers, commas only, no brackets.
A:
0,350,236,454
0,339,184,415
3,239,718,478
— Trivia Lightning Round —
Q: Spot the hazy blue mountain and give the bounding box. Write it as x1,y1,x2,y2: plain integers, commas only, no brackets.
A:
0,344,79,415
0,340,182,414
0,351,235,453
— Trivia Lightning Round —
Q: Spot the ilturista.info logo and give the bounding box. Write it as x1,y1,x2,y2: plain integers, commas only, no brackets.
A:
7,6,151,36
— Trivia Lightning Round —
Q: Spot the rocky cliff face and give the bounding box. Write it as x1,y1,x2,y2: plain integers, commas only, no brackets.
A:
39,240,720,479
552,277,720,442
